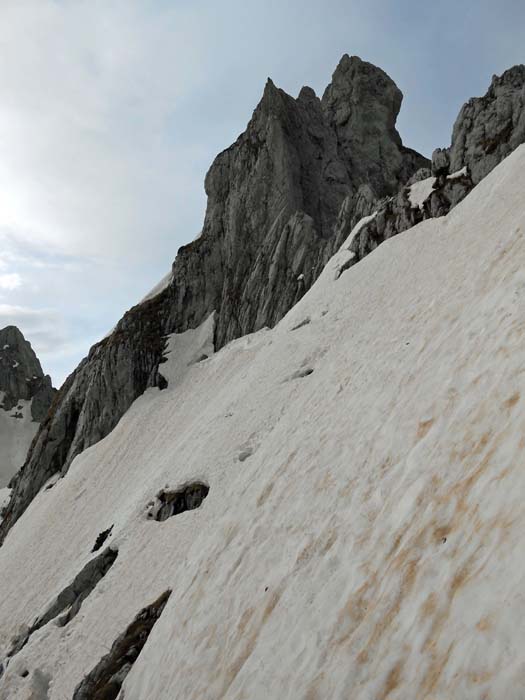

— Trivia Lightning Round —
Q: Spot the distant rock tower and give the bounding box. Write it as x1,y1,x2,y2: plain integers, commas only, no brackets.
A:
0,326,55,487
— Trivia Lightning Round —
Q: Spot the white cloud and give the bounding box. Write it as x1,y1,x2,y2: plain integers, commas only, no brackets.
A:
0,273,22,291
0,304,64,352
0,0,210,262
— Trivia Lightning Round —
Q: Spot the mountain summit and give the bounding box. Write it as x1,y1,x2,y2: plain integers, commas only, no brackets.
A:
0,326,55,487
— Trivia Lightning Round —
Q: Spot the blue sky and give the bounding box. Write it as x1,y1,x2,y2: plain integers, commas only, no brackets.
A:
0,0,523,385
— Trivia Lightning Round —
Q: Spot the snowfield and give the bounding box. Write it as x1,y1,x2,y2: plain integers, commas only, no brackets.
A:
1,145,525,699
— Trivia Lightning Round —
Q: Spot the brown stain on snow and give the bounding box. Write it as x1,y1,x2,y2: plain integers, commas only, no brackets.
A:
417,417,435,440
379,659,404,699
503,391,520,410
219,587,284,698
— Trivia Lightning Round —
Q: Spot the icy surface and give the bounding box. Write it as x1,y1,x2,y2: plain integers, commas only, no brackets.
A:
0,147,525,698
0,397,38,488
408,176,436,208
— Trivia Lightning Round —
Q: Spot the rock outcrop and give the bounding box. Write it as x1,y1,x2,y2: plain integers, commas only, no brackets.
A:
338,64,525,272
0,55,428,542
450,65,525,183
0,327,55,488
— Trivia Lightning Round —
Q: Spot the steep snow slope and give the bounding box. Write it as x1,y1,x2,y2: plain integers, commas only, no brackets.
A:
1,145,525,699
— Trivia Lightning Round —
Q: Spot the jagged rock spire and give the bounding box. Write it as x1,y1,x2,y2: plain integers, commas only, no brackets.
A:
0,326,54,422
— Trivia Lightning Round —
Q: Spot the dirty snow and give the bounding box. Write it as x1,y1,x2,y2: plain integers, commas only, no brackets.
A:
0,147,525,698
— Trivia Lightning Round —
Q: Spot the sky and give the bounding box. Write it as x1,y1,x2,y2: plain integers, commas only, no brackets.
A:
0,0,523,386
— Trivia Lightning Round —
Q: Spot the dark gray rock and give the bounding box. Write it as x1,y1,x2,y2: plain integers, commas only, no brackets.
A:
0,326,55,422
431,147,450,178
450,65,525,183
72,590,171,700
321,55,428,197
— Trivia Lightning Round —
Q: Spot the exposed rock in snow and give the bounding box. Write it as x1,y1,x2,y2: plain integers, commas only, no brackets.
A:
0,144,524,698
72,590,171,700
148,483,209,522
0,327,55,487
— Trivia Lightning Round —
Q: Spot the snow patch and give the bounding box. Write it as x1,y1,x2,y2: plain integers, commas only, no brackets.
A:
159,311,215,388
408,176,436,208
448,165,468,179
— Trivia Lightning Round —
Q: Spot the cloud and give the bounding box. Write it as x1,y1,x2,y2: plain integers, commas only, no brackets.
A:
0,274,22,291
0,0,211,263
0,304,65,353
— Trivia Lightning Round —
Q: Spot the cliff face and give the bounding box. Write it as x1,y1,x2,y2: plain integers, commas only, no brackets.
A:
0,326,55,487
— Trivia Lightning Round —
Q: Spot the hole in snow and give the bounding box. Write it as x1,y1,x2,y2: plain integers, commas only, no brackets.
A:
289,367,314,380
290,317,311,331
238,448,253,462
72,590,171,700
91,525,114,552
148,483,209,522
7,548,118,659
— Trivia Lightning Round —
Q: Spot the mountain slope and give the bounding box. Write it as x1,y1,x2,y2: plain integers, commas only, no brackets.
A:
0,327,55,489
0,55,430,542
0,143,524,699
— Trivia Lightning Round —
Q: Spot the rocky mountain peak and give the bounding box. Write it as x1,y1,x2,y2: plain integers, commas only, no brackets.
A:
0,326,54,422
321,54,423,196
